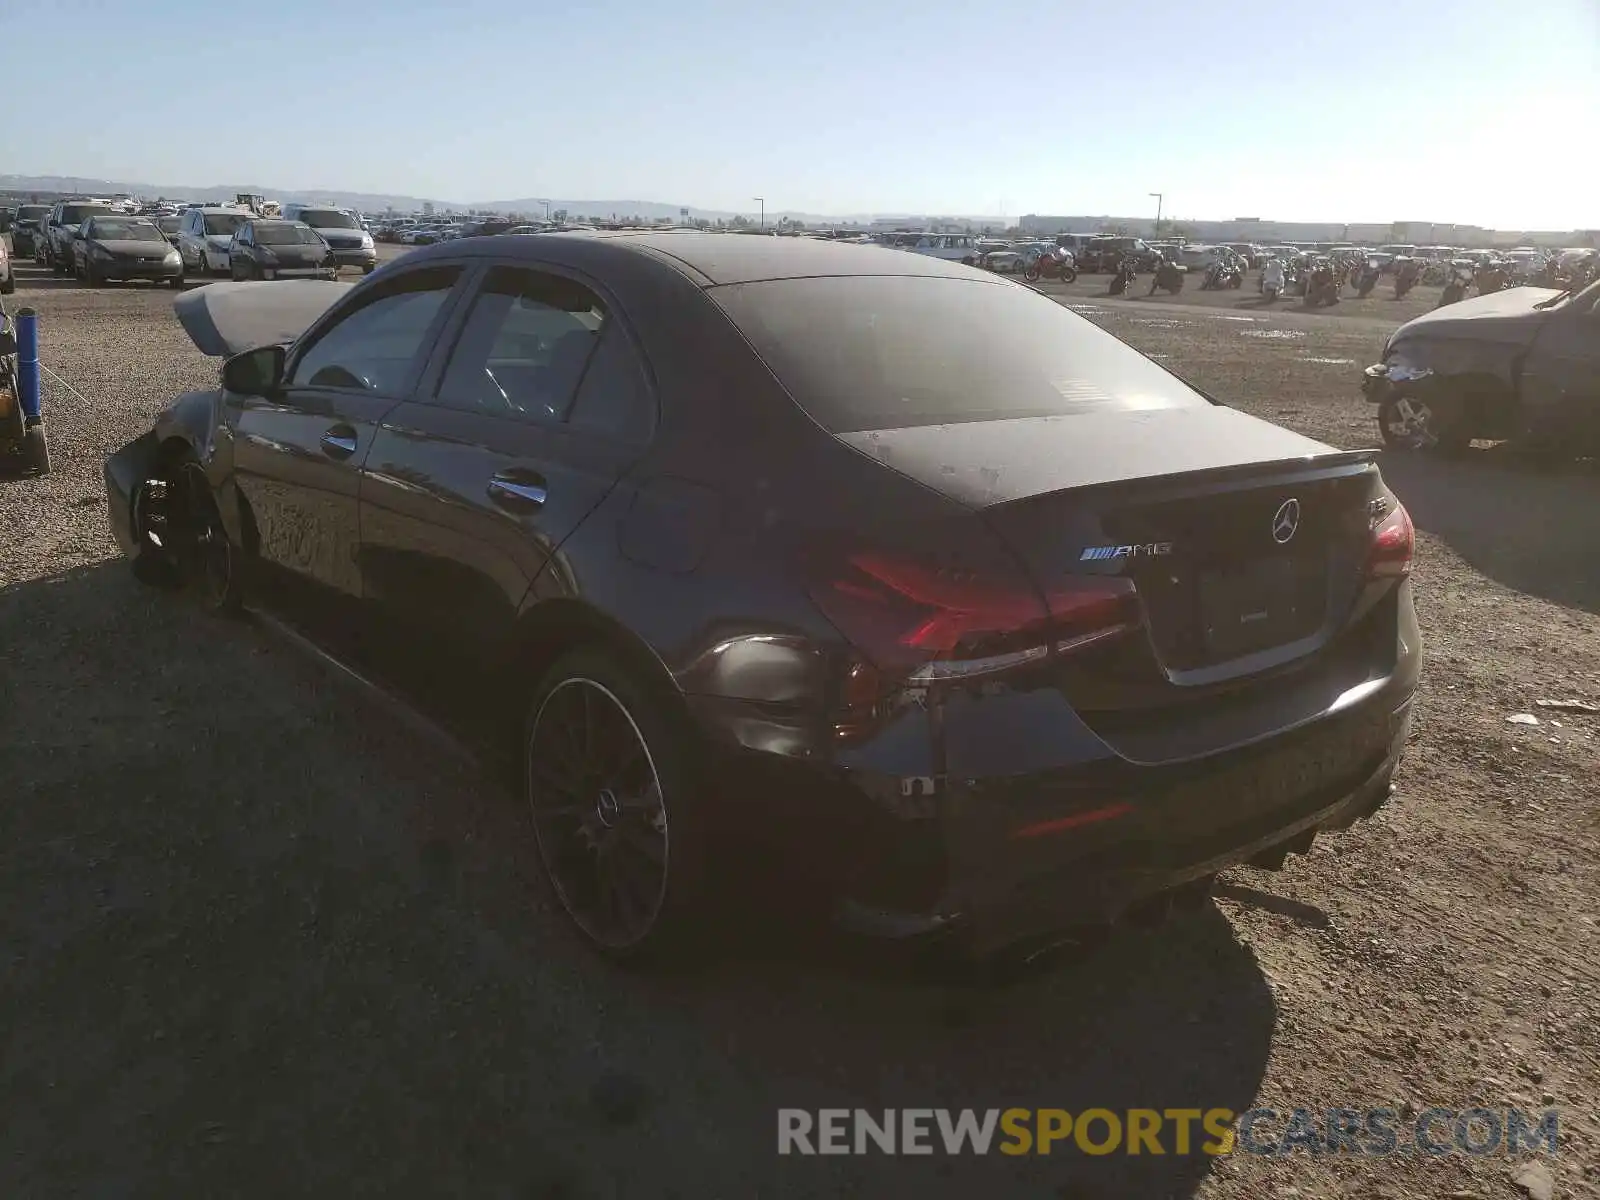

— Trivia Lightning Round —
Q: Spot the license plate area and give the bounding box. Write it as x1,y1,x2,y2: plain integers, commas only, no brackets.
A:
1151,709,1389,844
1199,556,1319,658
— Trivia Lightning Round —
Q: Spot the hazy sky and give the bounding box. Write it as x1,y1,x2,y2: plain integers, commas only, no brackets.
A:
6,0,1596,228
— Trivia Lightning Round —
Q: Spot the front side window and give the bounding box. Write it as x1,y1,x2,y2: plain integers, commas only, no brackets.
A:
435,267,606,422
288,266,461,394
566,326,654,444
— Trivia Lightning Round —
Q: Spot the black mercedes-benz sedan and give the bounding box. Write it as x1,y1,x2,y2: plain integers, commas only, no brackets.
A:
74,215,184,287
104,233,1420,961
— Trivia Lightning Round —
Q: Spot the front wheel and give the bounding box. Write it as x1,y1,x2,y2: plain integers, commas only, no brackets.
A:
1378,393,1469,454
523,647,711,960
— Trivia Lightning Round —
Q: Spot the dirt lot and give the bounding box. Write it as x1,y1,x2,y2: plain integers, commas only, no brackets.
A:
2,244,1597,1199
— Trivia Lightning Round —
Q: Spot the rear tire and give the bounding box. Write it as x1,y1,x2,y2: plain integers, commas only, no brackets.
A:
165,453,244,613
523,646,713,963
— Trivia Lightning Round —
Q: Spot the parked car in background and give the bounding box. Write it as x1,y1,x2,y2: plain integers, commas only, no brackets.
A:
43,199,116,273
9,204,51,258
1364,274,1600,452
105,233,1419,962
1501,248,1549,283
460,218,516,238
228,219,337,281
281,205,377,274
0,238,14,295
179,207,252,276
73,215,183,287
1079,236,1158,273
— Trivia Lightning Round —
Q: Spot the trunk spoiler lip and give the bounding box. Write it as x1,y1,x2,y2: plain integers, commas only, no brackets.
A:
979,447,1382,512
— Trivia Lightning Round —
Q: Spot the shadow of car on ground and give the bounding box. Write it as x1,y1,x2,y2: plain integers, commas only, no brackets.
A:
0,562,1276,1196
1379,446,1600,616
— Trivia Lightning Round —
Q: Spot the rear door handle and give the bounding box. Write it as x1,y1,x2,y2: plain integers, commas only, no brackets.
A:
320,425,358,458
487,471,548,511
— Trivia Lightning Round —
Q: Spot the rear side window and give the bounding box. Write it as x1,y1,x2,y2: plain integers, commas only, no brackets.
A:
710,275,1208,433
567,326,654,444
288,266,461,394
435,266,605,422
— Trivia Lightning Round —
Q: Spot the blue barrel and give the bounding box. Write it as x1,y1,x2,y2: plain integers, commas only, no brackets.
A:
16,307,41,422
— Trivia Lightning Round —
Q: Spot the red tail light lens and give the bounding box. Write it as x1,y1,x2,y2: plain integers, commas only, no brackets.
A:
1368,501,1414,578
810,551,1140,686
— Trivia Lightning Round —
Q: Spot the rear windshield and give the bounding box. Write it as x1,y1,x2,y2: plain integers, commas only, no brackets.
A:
18,205,49,221
156,215,181,234
711,276,1208,433
299,209,359,229
62,204,113,224
203,213,248,236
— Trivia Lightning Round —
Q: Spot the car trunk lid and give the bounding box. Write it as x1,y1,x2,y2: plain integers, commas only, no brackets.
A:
836,406,1384,685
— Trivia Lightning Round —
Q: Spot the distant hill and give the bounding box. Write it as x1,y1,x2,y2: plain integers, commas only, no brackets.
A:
0,174,1004,226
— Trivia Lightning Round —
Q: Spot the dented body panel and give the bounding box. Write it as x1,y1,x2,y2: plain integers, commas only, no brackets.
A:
1364,279,1600,446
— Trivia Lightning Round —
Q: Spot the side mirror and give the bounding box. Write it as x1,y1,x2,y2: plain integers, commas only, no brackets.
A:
221,344,286,396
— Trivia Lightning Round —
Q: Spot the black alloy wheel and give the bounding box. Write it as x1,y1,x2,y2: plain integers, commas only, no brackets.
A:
525,650,707,957
173,458,242,612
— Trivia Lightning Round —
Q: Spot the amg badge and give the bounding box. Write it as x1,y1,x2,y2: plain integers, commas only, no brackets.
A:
1080,542,1174,562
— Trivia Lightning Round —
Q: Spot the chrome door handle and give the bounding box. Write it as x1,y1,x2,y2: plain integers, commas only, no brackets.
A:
487,475,547,509
320,429,358,458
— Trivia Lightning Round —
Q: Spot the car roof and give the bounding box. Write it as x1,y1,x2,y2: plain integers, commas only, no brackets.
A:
400,229,995,287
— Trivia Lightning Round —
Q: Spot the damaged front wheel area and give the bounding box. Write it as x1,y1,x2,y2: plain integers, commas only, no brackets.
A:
1378,392,1470,454
130,453,243,614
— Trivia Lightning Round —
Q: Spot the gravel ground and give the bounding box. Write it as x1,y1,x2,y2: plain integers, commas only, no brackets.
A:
1,245,1597,1199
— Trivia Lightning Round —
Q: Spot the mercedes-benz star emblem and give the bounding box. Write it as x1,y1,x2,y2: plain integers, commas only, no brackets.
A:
1272,498,1301,544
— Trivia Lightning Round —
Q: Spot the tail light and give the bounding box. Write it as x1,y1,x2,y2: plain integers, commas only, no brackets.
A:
1367,501,1414,578
810,550,1141,693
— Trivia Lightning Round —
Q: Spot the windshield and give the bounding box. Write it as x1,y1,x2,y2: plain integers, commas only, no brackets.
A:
18,205,48,221
255,223,325,246
156,216,181,235
203,213,248,236
62,204,113,225
91,220,164,242
711,276,1208,432
299,209,359,230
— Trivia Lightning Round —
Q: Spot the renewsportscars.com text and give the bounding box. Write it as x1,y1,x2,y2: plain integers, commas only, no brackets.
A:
777,1107,1560,1157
